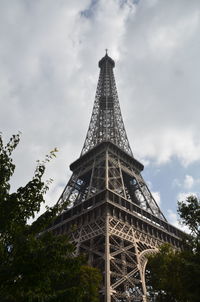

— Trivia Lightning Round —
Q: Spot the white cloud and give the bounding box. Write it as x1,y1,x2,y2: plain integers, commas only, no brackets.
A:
173,175,200,190
183,175,194,189
146,182,161,206
172,178,181,188
119,0,200,165
152,191,161,206
133,129,200,166
149,10,199,58
167,209,189,233
167,209,180,228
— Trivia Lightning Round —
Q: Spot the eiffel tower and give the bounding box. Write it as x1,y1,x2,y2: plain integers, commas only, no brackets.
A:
50,52,183,302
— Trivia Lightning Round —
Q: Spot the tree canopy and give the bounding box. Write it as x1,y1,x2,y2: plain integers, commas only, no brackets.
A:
0,133,101,302
147,195,200,302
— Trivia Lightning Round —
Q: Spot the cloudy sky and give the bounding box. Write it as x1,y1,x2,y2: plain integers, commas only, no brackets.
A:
1,0,200,228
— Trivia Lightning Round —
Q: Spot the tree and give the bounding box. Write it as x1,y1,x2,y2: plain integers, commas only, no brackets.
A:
178,195,200,245
0,133,101,302
147,195,200,302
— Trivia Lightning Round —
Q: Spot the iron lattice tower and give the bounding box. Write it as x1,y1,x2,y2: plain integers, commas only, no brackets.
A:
50,53,183,302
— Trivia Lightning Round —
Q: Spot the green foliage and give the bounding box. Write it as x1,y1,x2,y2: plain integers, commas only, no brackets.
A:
147,195,200,302
147,244,187,302
178,195,200,241
0,134,101,302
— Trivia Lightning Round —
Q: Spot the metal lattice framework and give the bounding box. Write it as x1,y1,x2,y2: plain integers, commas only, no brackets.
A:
81,54,132,156
57,143,166,221
50,53,184,302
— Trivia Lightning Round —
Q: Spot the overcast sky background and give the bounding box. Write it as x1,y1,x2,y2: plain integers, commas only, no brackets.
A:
1,0,200,228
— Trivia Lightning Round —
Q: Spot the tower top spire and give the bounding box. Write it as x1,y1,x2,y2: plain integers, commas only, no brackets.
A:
81,53,132,156
98,51,115,69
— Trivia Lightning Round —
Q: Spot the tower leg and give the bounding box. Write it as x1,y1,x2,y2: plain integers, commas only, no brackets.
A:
105,214,111,302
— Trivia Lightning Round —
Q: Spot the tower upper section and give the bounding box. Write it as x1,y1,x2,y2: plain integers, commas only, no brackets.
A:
81,53,133,157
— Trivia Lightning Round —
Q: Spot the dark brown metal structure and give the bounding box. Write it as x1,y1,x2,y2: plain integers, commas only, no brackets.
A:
49,53,183,301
